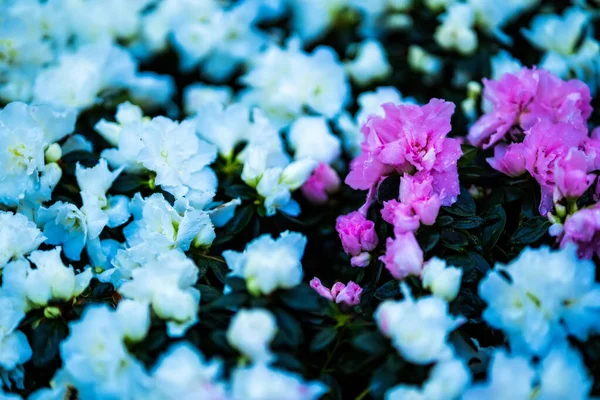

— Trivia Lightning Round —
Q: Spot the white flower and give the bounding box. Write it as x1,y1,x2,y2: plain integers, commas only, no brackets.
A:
137,117,218,208
375,285,463,364
479,245,600,355
0,295,31,385
386,357,470,400
118,250,200,337
421,258,462,302
37,202,87,261
435,3,478,55
116,299,150,343
464,345,591,400
467,0,538,43
0,211,44,268
345,39,392,87
408,46,443,77
223,231,307,295
124,193,215,255
184,83,233,115
8,248,92,308
59,305,152,399
95,101,146,147
76,159,130,240
287,0,351,43
463,350,535,400
490,50,522,80
151,342,227,400
230,363,327,400
240,39,349,127
227,309,277,363
288,116,341,164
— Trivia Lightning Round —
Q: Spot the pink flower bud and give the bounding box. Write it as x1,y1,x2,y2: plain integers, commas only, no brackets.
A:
310,277,333,300
350,252,371,267
379,232,424,279
301,163,341,204
336,211,378,256
555,149,595,199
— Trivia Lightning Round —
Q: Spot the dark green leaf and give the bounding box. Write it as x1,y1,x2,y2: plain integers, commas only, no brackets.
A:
452,216,484,230
440,229,469,251
442,188,475,217
352,331,387,356
225,205,255,235
207,292,248,309
436,215,454,227
458,144,478,167
111,173,147,193
481,205,506,250
310,327,337,352
274,309,303,347
374,280,399,300
198,284,222,304
377,175,400,204
510,217,551,246
30,319,68,367
224,185,256,200
417,228,440,253
279,284,323,312
209,259,230,283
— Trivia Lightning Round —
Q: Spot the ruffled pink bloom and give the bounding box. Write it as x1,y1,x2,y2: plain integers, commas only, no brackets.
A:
381,200,420,234
522,121,589,214
345,99,458,193
399,173,442,225
559,205,600,259
487,143,527,177
335,281,363,306
336,211,378,256
468,68,592,149
430,138,462,205
310,278,363,306
301,163,341,204
555,149,595,199
379,232,423,280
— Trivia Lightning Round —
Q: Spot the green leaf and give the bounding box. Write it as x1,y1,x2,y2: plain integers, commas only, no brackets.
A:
110,173,147,193
207,292,249,309
310,327,337,352
377,175,400,204
440,229,469,251
436,215,454,227
510,217,551,246
224,184,256,200
30,319,68,367
374,280,399,300
208,259,230,283
452,216,484,230
458,144,478,167
417,228,440,253
352,331,387,356
197,284,222,304
225,205,254,235
273,309,303,347
443,188,475,217
481,205,506,250
279,284,323,312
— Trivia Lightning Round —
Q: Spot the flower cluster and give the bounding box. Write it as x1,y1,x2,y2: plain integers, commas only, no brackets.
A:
1,0,600,399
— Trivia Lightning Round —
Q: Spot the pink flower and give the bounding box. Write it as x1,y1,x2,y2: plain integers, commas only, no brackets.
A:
487,143,527,177
336,211,378,256
559,205,600,259
468,68,592,149
379,232,424,280
400,173,442,225
350,252,371,267
335,281,363,306
381,200,420,234
310,277,333,300
522,121,588,214
310,278,363,306
301,163,341,204
345,99,458,192
555,149,595,199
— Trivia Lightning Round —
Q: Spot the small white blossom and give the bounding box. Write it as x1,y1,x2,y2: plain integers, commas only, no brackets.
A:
288,116,341,164
230,363,327,400
0,211,44,269
184,83,233,115
59,305,152,399
115,299,150,343
345,40,392,87
0,295,31,389
118,250,200,337
227,308,277,363
421,258,462,302
435,3,478,55
223,231,307,295
151,342,227,400
375,285,464,364
37,202,87,261
479,245,600,355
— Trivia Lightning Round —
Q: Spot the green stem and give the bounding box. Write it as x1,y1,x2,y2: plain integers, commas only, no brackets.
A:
354,387,371,400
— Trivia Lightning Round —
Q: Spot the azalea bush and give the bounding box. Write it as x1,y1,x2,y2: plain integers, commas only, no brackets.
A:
1,0,600,399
